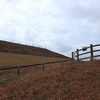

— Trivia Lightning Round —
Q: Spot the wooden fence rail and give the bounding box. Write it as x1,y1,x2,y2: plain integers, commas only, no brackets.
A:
72,44,100,61
0,59,71,76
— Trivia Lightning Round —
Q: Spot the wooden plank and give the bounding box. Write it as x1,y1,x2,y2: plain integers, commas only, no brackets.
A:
79,51,91,56
93,44,100,47
94,55,100,58
78,46,90,51
93,49,100,52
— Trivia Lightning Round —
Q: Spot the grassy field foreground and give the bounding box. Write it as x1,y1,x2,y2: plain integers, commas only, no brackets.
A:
0,60,100,100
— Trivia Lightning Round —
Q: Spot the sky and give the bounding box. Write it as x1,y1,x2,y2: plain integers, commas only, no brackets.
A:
0,0,100,57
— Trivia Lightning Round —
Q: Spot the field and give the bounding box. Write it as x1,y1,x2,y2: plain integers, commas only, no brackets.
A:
0,40,100,100
0,51,66,81
0,52,67,83
0,60,100,100
0,52,66,68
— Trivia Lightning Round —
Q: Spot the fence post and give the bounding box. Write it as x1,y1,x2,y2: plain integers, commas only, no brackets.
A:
18,66,20,76
90,44,93,61
77,49,79,61
72,52,74,60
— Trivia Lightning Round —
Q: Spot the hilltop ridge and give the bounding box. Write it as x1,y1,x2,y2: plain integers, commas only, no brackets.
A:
0,40,70,59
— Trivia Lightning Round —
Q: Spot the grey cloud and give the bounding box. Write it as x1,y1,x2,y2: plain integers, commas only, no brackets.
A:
54,0,100,23
51,28,68,35
56,41,73,56
65,0,100,27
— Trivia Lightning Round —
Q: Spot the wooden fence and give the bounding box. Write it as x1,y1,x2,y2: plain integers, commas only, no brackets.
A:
72,44,100,61
0,59,71,77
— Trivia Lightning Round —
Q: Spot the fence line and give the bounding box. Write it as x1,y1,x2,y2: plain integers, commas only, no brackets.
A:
0,59,71,76
0,37,45,49
72,44,100,61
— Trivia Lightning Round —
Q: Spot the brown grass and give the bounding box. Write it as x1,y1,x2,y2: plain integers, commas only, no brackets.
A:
0,52,66,68
0,40,68,58
0,60,100,100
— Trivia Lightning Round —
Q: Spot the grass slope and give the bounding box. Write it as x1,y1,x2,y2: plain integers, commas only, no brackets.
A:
0,40,69,58
0,52,66,68
0,60,100,100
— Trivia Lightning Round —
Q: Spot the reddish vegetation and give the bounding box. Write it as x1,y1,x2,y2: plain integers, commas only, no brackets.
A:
0,60,100,100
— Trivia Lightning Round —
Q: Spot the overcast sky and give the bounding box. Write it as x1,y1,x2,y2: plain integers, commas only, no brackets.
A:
0,0,100,57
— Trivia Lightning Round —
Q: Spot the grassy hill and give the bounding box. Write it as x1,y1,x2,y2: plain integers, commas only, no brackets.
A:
0,40,70,68
0,40,69,58
0,60,100,100
0,40,99,99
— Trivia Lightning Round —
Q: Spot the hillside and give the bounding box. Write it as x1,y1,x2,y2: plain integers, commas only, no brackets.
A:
0,52,66,68
0,40,69,58
0,60,100,99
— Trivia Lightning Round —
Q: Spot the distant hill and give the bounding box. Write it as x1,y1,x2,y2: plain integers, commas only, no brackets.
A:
0,40,70,59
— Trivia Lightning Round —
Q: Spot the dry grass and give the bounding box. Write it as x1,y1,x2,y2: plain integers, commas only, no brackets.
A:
0,60,100,100
0,52,66,82
0,40,68,58
0,52,66,68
